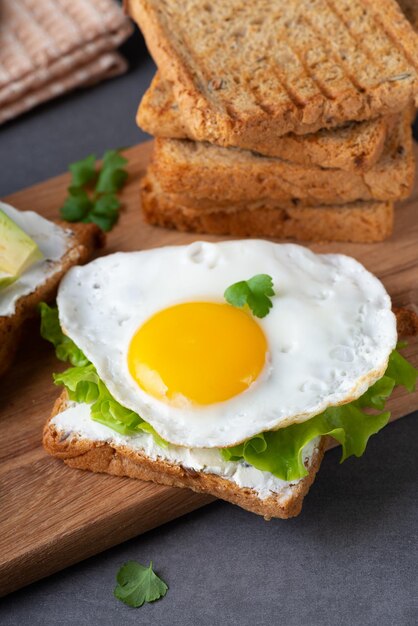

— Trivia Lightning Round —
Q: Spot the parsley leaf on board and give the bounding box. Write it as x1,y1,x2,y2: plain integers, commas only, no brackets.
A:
224,274,275,318
96,149,129,193
61,188,94,222
68,154,97,187
60,149,128,232
114,561,168,608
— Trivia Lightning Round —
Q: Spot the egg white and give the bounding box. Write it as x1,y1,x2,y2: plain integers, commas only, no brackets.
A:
57,240,397,448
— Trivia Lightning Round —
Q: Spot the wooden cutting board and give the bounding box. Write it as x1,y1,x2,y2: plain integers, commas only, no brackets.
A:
1,141,417,597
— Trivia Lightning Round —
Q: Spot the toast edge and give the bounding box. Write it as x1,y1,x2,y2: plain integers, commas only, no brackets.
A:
140,173,394,243
43,390,325,520
137,74,392,172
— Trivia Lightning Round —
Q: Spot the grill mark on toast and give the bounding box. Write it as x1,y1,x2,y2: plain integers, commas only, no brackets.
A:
244,86,278,115
327,0,414,84
273,6,360,104
267,11,329,108
263,6,358,109
270,40,330,107
312,0,384,89
303,9,368,96
260,61,307,111
363,0,418,69
175,21,296,118
294,17,357,101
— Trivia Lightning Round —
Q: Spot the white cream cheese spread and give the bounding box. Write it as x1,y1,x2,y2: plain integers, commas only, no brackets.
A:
51,401,319,501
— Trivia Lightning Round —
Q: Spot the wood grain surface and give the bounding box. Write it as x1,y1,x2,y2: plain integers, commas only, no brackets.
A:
1,140,417,597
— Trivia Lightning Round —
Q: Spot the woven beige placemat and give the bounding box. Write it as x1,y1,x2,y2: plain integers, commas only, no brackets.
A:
0,0,133,124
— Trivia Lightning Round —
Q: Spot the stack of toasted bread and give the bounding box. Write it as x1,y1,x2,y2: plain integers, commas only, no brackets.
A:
127,0,418,243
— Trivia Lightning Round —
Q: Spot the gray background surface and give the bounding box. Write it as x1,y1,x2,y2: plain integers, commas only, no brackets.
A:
0,24,417,626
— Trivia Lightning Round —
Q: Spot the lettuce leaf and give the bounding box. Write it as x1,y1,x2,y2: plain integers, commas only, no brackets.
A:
39,303,89,367
53,363,168,446
354,375,395,410
222,404,390,481
42,303,417,481
385,349,417,392
54,364,100,403
42,305,167,446
222,350,417,481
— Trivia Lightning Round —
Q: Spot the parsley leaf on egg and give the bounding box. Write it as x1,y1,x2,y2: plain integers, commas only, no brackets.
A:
60,149,128,232
224,274,275,318
114,561,168,608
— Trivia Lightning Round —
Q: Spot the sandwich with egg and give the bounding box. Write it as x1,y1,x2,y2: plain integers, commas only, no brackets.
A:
0,202,103,378
42,240,417,519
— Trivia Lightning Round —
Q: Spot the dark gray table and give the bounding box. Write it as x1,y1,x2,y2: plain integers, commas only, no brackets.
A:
0,27,417,626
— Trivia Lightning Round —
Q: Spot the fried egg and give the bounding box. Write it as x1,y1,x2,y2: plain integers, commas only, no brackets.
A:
0,201,72,317
57,240,397,448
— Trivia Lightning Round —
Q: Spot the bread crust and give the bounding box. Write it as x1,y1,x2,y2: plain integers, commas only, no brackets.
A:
43,391,325,519
399,0,418,31
127,0,418,138
137,74,393,172
140,173,394,243
0,222,104,377
393,306,418,337
151,112,414,205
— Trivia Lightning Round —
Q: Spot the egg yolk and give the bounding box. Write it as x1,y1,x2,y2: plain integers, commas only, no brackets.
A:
128,302,267,406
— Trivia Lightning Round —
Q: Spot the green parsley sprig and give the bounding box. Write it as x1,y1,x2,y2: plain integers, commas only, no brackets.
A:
60,149,128,232
224,274,275,318
114,561,168,608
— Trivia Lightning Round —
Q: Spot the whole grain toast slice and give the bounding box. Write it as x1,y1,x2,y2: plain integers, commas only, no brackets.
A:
151,111,415,206
0,222,104,378
43,391,325,519
127,0,418,140
140,172,394,243
137,74,394,172
43,299,417,520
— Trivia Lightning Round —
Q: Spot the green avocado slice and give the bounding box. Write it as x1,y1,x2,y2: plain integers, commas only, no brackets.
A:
0,208,43,288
